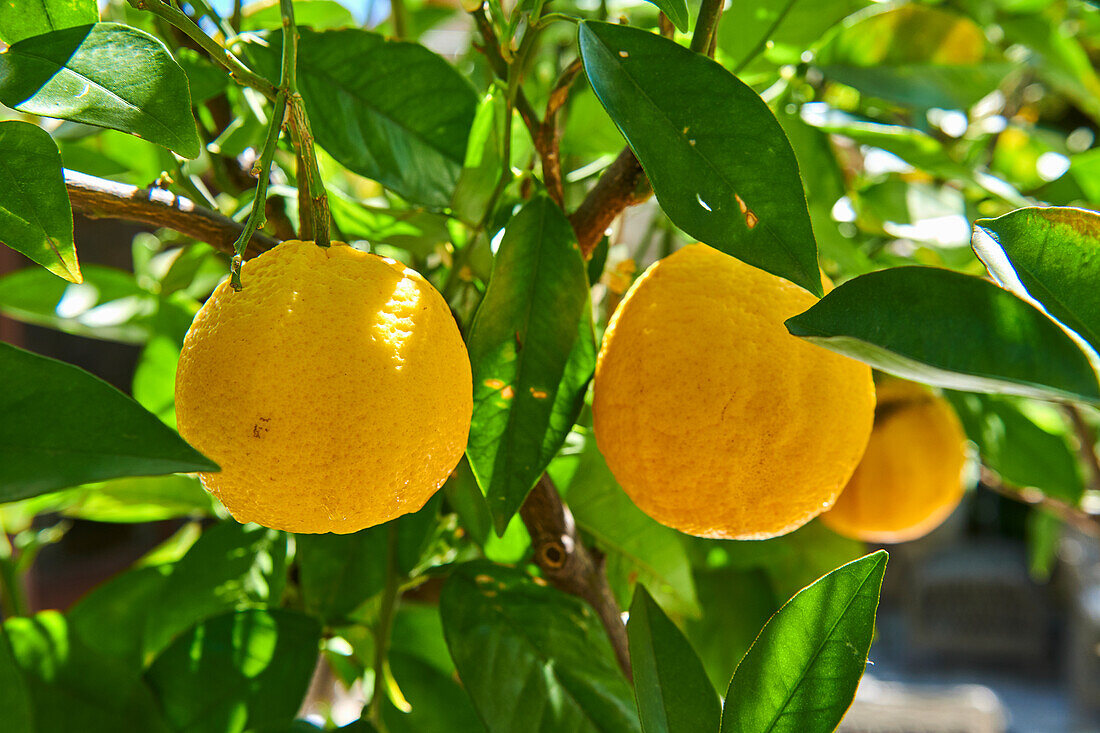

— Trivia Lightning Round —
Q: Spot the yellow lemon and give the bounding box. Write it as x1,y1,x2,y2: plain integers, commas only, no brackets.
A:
592,244,875,540
175,240,472,534
821,380,967,543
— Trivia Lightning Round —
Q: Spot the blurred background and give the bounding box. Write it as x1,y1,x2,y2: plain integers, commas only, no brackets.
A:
6,0,1100,730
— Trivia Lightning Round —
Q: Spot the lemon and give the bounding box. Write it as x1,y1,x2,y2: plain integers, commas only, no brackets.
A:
821,380,967,543
592,244,875,540
175,240,472,534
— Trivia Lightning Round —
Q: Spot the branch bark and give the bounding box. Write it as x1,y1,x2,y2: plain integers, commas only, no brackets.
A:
980,467,1100,537
65,170,279,257
520,476,633,680
1065,403,1100,493
568,147,649,257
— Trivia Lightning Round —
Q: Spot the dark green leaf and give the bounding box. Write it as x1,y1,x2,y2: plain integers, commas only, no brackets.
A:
441,562,641,733
946,392,1083,504
0,121,78,282
644,0,689,32
578,20,821,295
0,625,33,733
296,529,388,621
466,197,596,533
175,48,228,105
785,266,1100,403
6,611,169,733
144,522,288,657
247,28,477,208
0,0,97,43
1027,508,1062,582
0,341,216,502
451,88,505,225
718,0,866,70
974,206,1100,355
382,651,484,733
443,458,493,546
627,586,720,733
815,4,1010,109
721,551,888,733
145,609,320,733
68,565,170,666
0,23,201,157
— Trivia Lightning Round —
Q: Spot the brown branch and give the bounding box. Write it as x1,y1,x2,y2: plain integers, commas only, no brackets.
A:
980,466,1100,538
568,147,650,257
1065,403,1100,493
520,476,632,679
64,170,279,258
538,58,584,206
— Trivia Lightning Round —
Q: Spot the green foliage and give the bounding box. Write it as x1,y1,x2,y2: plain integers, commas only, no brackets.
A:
0,23,201,157
5,0,1100,729
466,196,595,532
579,20,822,295
721,551,888,733
0,121,77,282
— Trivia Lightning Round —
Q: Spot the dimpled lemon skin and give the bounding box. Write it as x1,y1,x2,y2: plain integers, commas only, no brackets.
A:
821,380,967,544
592,244,875,541
175,240,472,534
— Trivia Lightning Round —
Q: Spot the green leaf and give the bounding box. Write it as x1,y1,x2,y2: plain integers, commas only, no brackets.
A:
466,197,596,534
440,562,641,733
0,0,97,43
0,341,216,502
578,20,822,296
785,266,1100,404
815,4,1010,109
451,88,505,225
145,609,321,733
551,433,700,619
0,625,33,733
974,207,1100,355
6,611,169,733
1026,508,1062,582
946,392,1083,504
627,586,720,733
0,121,78,282
644,0,689,32
242,0,354,30
0,23,201,158
718,0,867,71
247,28,477,209
68,565,170,666
0,264,160,343
296,529,388,621
382,651,484,733
720,551,888,733
144,522,288,658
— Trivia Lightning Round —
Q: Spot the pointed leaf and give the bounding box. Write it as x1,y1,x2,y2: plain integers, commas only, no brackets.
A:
974,206,1100,355
578,20,821,295
441,562,641,733
145,609,321,733
0,121,78,282
644,0,689,32
627,586,720,733
785,266,1100,404
0,23,201,158
721,551,888,733
466,196,596,533
247,28,478,209
0,0,97,43
0,625,33,733
0,341,217,502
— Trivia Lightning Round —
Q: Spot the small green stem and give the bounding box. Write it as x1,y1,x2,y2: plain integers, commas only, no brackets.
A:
128,0,278,100
367,522,402,730
0,537,27,618
390,0,409,39
689,0,724,56
229,91,287,290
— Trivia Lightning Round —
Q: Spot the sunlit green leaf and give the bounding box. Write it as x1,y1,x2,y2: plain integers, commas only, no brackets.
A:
0,0,97,43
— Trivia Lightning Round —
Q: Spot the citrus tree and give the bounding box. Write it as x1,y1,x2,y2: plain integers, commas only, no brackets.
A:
2,0,1099,730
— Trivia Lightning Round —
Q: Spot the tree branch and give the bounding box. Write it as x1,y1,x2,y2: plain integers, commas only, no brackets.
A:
520,476,632,679
980,467,1100,538
64,170,279,257
1065,403,1100,493
568,147,649,257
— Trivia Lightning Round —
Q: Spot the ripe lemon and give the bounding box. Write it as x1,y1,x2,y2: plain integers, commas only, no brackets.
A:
175,240,472,534
821,380,967,543
592,244,875,540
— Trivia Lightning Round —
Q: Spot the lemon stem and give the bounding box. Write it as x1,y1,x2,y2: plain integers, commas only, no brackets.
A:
230,90,287,290
366,521,402,730
280,0,331,248
689,0,724,56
